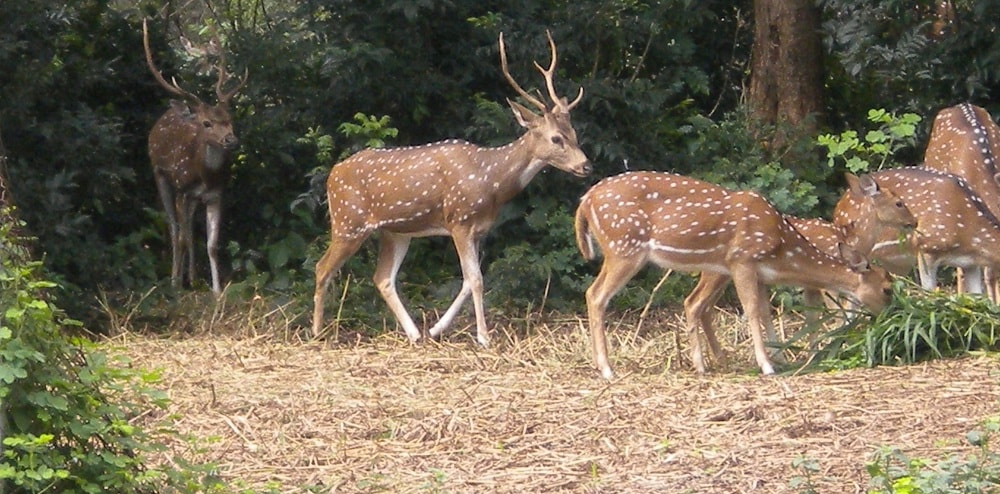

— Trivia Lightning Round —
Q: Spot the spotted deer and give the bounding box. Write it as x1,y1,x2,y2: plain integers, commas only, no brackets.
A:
575,172,893,379
143,19,247,294
683,173,914,369
834,167,1000,295
312,31,591,343
924,103,1000,300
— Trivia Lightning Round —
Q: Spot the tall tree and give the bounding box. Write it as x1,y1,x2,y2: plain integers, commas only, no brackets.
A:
747,0,824,136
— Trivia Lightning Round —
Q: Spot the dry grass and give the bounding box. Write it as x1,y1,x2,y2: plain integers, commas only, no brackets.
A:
108,296,1000,493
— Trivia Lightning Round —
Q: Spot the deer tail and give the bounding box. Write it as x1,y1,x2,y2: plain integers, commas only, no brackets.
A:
575,198,597,261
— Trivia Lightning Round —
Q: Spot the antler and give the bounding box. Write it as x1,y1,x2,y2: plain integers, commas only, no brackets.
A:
212,37,248,104
534,30,584,112
142,18,201,103
499,32,548,112
499,30,584,114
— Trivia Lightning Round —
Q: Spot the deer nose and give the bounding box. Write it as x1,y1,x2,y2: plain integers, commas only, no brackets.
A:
223,134,239,149
578,160,593,177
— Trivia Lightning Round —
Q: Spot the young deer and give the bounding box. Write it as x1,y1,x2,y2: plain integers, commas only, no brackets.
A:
312,31,591,343
924,103,1000,300
684,173,914,370
575,172,893,379
834,167,1000,294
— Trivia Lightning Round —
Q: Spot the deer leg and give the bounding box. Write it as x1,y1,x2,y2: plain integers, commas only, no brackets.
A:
683,272,731,373
961,265,984,294
373,233,423,343
312,235,367,338
431,230,489,346
205,197,223,294
916,253,940,291
427,236,482,340
987,267,1000,303
730,264,776,375
154,173,182,289
174,194,194,289
585,254,646,380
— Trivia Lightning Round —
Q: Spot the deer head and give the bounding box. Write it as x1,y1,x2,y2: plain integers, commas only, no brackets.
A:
312,30,589,343
143,18,247,294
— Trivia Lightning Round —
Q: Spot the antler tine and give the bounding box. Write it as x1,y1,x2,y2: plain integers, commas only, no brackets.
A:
498,32,548,112
218,67,248,104
142,18,200,103
534,30,584,112
208,29,247,103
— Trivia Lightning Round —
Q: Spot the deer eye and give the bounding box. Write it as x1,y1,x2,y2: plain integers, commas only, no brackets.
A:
203,120,213,128
551,135,564,146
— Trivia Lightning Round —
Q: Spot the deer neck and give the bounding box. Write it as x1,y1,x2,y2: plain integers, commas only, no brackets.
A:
202,142,229,172
477,133,548,205
764,225,863,295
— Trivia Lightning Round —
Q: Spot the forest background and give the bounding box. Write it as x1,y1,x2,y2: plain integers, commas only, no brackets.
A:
1,0,998,330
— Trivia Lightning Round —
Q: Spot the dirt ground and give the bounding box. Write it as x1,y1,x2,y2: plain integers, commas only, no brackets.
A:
116,312,1000,494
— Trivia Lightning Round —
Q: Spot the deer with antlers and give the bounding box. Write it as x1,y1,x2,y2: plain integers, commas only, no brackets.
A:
312,31,591,343
143,18,247,294
923,103,1000,300
575,172,895,378
835,167,1000,295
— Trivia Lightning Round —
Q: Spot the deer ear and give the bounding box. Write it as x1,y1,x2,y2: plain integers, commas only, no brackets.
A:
847,172,879,197
507,98,542,128
170,99,197,120
837,241,870,272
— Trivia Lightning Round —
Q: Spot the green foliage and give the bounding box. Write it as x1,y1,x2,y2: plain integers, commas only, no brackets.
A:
0,209,220,493
338,113,399,154
865,418,1000,493
817,109,922,173
789,455,821,494
812,281,1000,369
790,419,1000,494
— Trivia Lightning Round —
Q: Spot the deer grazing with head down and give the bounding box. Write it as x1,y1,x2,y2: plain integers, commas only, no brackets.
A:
835,167,1000,295
575,172,894,379
923,103,1000,300
683,173,914,370
143,18,247,294
312,31,591,343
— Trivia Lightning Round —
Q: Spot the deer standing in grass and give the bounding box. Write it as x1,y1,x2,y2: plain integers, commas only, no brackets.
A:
684,173,914,370
143,19,247,294
923,103,1000,300
312,31,592,343
575,172,894,379
835,167,1000,295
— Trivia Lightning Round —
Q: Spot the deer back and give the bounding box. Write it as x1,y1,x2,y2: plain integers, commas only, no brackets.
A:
924,103,1000,218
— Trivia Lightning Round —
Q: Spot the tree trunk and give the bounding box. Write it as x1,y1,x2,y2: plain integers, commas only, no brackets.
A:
748,0,824,137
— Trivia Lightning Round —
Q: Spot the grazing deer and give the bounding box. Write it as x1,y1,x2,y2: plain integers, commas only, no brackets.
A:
834,167,1000,295
312,31,591,343
924,103,1000,300
143,19,246,294
575,172,893,379
683,173,914,370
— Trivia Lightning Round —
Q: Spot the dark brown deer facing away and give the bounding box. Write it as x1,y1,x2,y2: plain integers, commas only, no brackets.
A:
835,167,1000,295
923,103,1000,300
312,31,592,343
143,19,247,294
575,172,893,379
